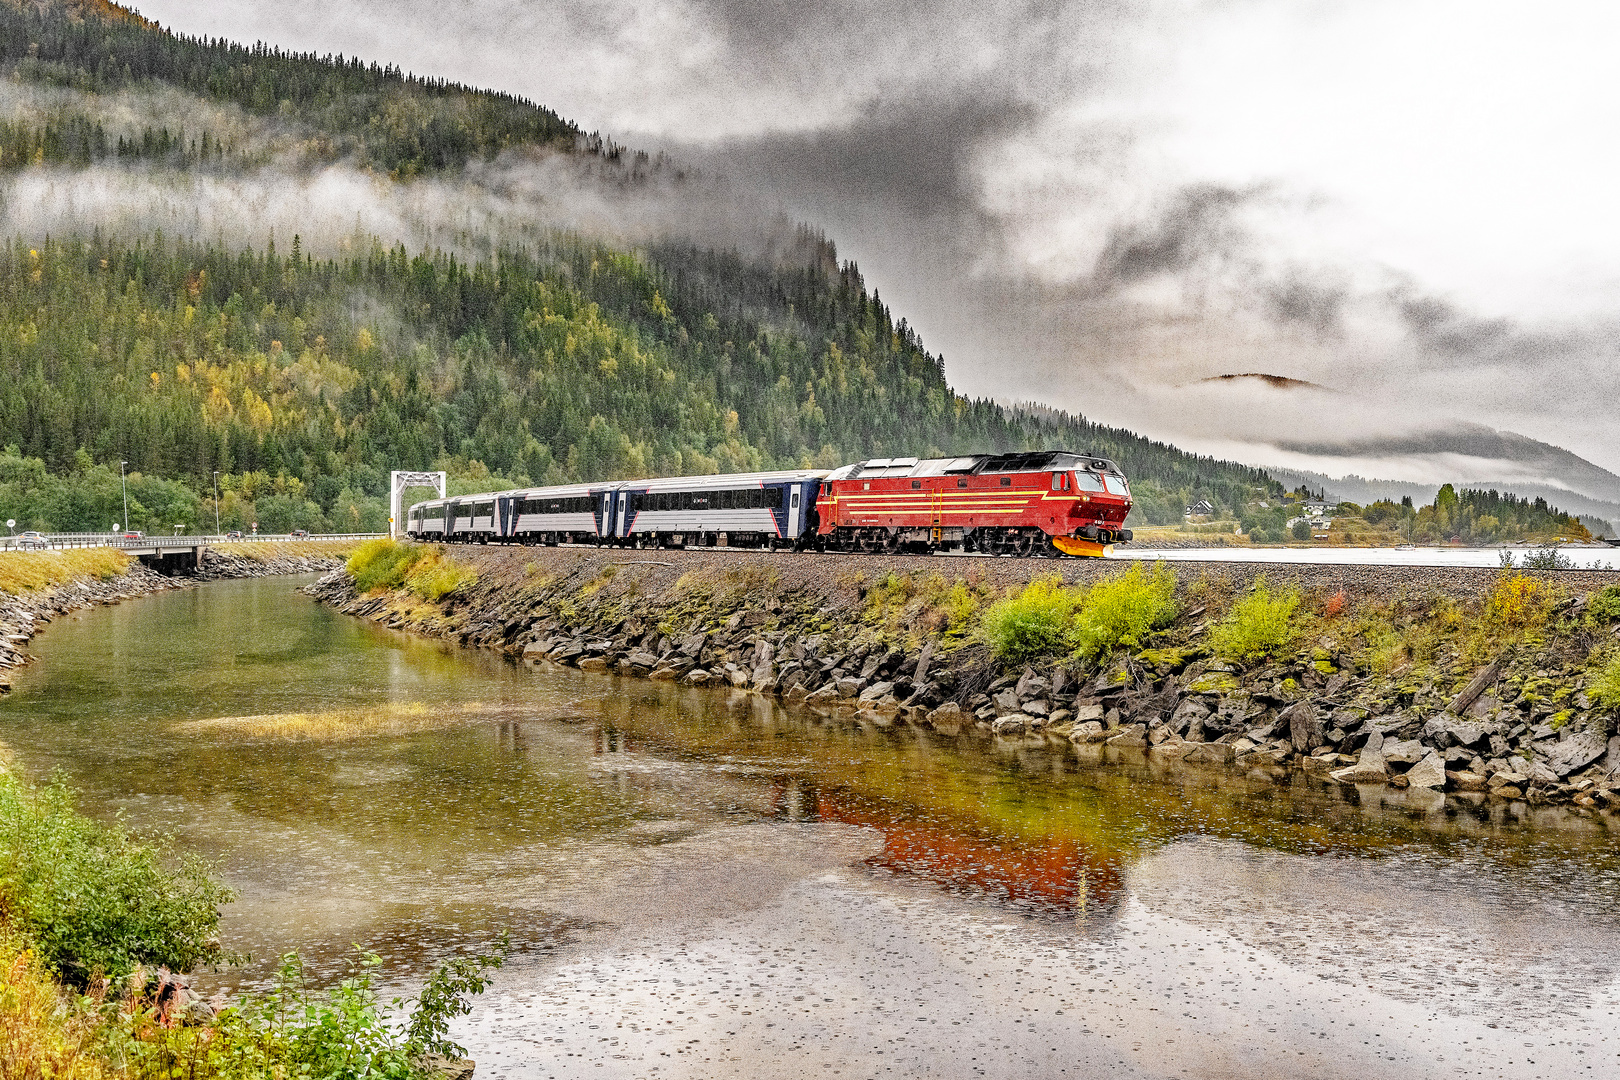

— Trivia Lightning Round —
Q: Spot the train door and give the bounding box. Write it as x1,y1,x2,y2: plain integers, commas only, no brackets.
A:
599,491,616,538
617,491,630,538
496,494,517,539
787,485,802,537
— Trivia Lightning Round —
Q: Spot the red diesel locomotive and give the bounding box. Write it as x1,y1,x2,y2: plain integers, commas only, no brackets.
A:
813,450,1133,557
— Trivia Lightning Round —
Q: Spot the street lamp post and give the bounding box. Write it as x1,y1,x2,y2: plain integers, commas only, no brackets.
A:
119,460,128,536
213,470,221,536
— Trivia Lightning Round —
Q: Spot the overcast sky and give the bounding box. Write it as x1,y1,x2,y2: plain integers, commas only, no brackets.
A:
132,0,1620,483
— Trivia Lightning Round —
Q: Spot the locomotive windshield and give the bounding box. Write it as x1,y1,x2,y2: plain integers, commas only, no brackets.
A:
1073,472,1105,493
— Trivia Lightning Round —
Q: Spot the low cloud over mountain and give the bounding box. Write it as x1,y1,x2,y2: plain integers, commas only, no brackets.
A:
123,0,1620,478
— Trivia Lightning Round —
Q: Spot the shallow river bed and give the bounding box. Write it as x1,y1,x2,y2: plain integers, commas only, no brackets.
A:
4,576,1620,1078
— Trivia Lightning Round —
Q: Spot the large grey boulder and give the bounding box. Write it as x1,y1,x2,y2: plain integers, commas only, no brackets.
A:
992,689,1022,716
1072,703,1106,724
1404,751,1447,789
1105,723,1148,747
1331,733,1390,784
858,680,896,703
1545,729,1609,778
1422,715,1485,749
1070,721,1107,743
1014,670,1049,700
1285,702,1324,753
992,715,1032,736
836,676,866,698
1382,738,1425,765
1525,758,1560,787
1487,767,1529,791
1171,698,1210,734
751,641,775,688
912,641,936,684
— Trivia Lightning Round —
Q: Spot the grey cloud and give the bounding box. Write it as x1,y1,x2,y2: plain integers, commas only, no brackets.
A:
1263,273,1346,337
1090,183,1255,290
689,87,1041,226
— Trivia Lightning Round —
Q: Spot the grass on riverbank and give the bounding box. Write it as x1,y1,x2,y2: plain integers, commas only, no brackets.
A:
348,539,477,600
0,763,504,1079
0,548,129,595
217,539,363,562
178,701,531,742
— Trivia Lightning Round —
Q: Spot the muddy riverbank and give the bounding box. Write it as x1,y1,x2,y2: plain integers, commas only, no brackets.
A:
309,545,1620,810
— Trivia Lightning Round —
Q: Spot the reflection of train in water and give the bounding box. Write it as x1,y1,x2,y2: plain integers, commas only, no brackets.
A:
406,451,1134,558
773,781,1124,918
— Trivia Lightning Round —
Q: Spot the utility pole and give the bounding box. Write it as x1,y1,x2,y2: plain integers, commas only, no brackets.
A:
213,470,221,535
119,460,128,534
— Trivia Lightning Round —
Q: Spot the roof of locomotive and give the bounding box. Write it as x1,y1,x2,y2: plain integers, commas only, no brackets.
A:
825,451,1121,482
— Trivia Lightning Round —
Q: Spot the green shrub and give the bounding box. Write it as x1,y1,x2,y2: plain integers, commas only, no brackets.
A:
1070,563,1178,665
346,537,426,592
1291,520,1311,541
1210,577,1302,664
1522,545,1574,570
1587,584,1620,627
981,575,1081,664
0,771,233,986
1592,653,1620,715
116,945,506,1078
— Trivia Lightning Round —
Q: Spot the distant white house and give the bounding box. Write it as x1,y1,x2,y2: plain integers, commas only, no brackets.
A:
1185,499,1215,518
1301,500,1336,517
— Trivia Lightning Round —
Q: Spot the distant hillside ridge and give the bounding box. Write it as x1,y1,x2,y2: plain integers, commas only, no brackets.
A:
0,0,584,175
1267,466,1620,536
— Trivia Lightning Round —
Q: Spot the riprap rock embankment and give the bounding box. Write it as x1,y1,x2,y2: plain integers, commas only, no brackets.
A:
307,545,1620,809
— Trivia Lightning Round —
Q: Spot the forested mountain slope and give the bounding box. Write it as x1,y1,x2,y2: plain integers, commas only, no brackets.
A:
0,0,1274,533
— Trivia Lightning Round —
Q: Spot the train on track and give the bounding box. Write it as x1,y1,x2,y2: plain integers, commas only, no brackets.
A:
405,450,1133,557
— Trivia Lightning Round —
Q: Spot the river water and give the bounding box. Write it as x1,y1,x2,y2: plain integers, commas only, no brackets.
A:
5,576,1620,1078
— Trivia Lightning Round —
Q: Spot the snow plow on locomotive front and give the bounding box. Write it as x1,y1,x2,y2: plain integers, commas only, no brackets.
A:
813,451,1133,557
